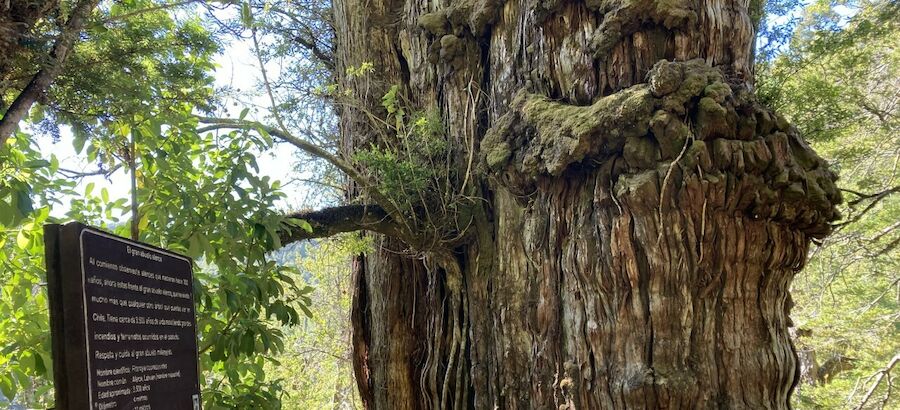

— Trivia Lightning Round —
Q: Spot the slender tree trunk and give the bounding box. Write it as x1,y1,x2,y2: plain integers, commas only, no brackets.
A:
331,1,842,408
0,0,99,144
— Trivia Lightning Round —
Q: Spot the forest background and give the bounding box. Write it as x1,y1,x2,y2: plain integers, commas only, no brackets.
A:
0,0,897,408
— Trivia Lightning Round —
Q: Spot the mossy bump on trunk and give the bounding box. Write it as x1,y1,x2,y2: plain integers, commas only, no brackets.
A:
330,0,841,408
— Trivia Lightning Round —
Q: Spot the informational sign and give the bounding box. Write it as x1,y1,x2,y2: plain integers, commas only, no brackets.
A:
44,222,201,410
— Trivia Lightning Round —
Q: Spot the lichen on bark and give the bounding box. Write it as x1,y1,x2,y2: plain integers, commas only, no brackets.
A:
482,84,654,176
333,0,841,407
483,59,841,238
588,0,697,57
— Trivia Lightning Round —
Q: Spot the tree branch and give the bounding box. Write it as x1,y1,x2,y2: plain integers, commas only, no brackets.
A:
103,0,198,23
195,117,404,225
855,354,899,410
835,186,900,229
251,28,292,137
0,0,100,144
280,204,402,244
267,5,335,70
196,117,354,182
842,186,900,207
58,163,122,179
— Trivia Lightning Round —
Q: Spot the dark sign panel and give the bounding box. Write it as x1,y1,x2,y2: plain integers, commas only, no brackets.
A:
45,223,201,410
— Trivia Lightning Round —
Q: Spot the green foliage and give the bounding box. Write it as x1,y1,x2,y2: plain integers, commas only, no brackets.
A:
351,85,469,249
0,131,75,227
1,116,318,409
44,0,220,144
264,238,365,409
760,1,900,408
0,2,318,408
755,0,804,62
0,209,55,408
355,91,448,211
132,115,314,409
1,126,319,409
0,131,77,407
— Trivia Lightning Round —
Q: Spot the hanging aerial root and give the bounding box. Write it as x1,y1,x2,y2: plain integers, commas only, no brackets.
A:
418,251,471,410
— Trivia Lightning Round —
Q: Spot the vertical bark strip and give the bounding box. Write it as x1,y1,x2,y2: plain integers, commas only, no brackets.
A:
333,1,841,408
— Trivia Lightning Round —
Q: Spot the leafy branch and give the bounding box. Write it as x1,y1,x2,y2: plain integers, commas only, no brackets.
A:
194,116,409,236
0,0,101,145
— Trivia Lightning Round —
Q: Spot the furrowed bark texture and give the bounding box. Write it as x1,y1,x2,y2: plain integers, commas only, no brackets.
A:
331,0,841,408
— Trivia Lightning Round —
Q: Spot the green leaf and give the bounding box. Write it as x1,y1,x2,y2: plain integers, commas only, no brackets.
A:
284,218,313,233
210,339,225,362
0,374,17,401
16,230,31,250
34,351,47,376
241,331,255,354
297,303,312,318
73,133,87,154
225,290,238,311
23,159,50,168
49,154,59,173
188,234,202,258
15,189,33,216
0,200,16,226
241,2,253,27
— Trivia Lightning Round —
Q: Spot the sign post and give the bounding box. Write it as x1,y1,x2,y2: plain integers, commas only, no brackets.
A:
44,222,202,410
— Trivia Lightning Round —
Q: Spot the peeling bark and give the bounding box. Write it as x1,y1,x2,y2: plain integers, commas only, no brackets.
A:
327,1,842,408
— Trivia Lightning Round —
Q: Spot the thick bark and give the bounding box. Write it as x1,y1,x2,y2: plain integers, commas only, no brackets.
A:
326,0,842,408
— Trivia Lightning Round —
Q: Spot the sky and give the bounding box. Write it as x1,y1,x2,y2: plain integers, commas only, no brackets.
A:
39,35,305,219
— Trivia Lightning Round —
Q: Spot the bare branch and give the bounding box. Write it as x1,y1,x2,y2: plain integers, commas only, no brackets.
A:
267,5,335,69
280,204,403,244
873,235,900,258
835,186,900,229
251,28,292,137
843,186,900,207
870,220,900,243
855,354,900,410
195,118,355,183
58,164,123,179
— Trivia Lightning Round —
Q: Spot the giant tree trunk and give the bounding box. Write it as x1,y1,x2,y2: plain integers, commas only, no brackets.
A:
330,1,841,408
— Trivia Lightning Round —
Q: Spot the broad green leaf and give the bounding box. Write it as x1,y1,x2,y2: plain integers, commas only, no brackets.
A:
73,133,87,154
16,230,30,250
15,189,33,216
0,374,17,402
241,2,253,27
